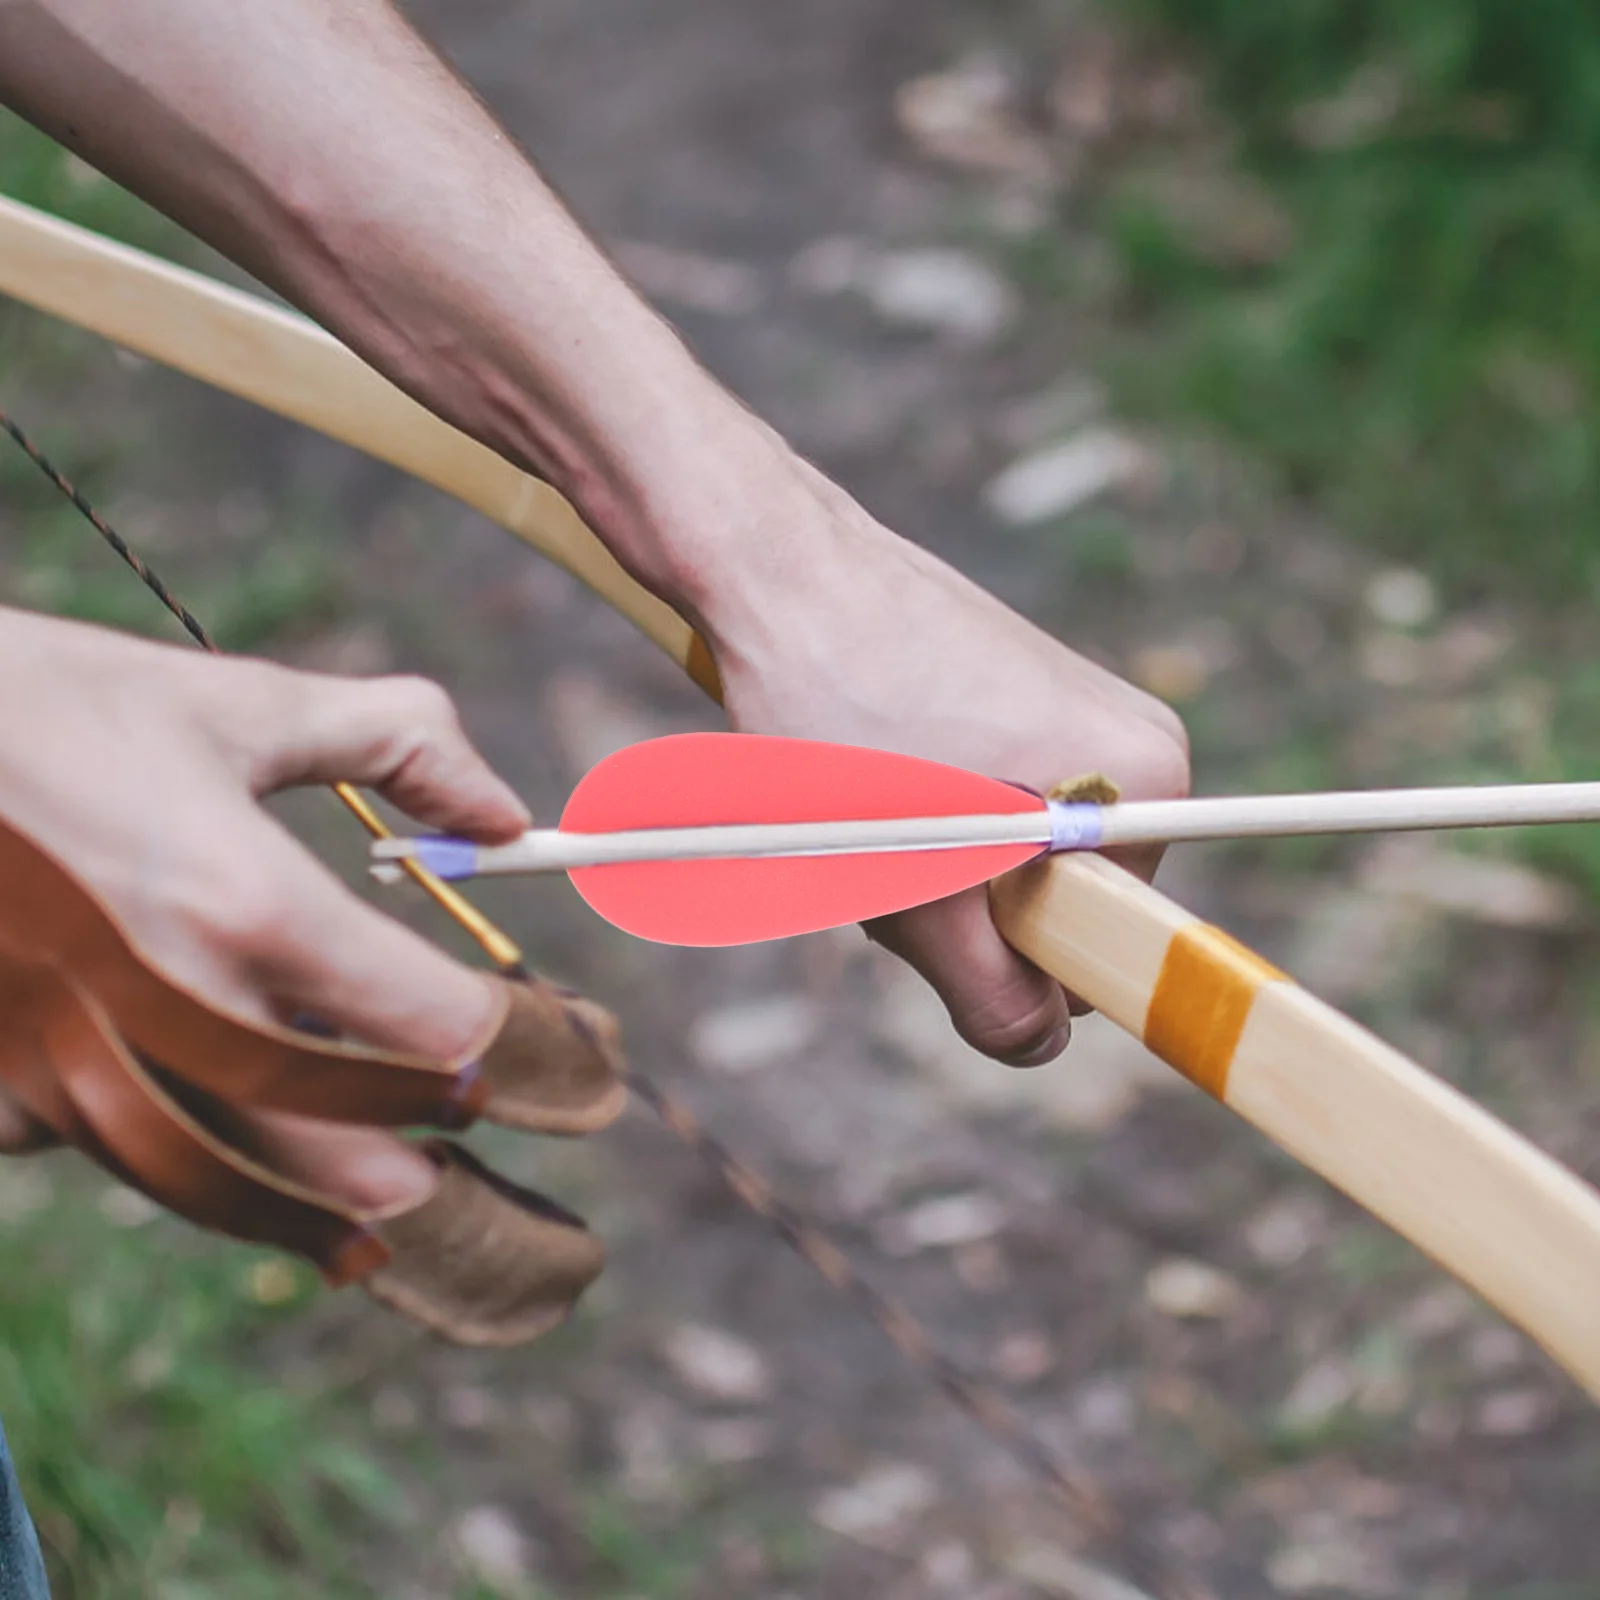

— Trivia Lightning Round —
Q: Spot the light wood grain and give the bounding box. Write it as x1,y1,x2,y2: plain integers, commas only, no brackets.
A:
991,854,1600,1399
1095,780,1600,847
0,195,697,677
1236,986,1600,1398
7,191,1599,1400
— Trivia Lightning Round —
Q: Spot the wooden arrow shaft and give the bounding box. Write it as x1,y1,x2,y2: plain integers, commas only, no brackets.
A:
6,194,1598,1400
373,778,1600,881
1101,780,1600,847
376,809,1058,877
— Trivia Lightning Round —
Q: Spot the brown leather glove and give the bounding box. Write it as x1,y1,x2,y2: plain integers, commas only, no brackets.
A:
0,810,626,1346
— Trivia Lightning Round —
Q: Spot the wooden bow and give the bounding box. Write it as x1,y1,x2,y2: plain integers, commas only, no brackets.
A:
3,193,1598,1401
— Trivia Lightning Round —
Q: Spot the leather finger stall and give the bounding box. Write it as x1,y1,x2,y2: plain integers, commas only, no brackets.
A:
0,812,626,1346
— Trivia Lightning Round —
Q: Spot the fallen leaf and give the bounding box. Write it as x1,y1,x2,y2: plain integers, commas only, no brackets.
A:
894,55,1053,178
687,994,822,1075
876,1191,1008,1255
1365,567,1437,629
660,1322,773,1405
1473,1386,1556,1437
1144,1258,1245,1320
985,429,1146,524
452,1506,531,1595
812,1462,938,1545
861,248,1017,341
1245,1193,1326,1267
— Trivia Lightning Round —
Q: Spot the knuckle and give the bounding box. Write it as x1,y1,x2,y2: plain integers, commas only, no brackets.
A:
178,655,274,738
366,676,466,779
227,652,302,708
962,1015,1055,1065
1121,714,1191,802
954,982,1067,1066
383,674,460,734
178,856,293,953
203,658,317,776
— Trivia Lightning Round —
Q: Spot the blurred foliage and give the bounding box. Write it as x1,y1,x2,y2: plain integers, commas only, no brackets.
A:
0,106,178,249
2,484,340,652
0,110,342,644
1102,0,1600,593
1523,662,1600,896
582,1496,707,1598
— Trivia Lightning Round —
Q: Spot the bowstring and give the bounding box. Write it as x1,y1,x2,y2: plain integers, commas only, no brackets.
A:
1,405,1195,1592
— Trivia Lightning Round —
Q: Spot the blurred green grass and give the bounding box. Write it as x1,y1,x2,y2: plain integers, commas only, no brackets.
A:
1098,0,1600,596
0,109,176,253
0,109,341,649
0,1160,403,1599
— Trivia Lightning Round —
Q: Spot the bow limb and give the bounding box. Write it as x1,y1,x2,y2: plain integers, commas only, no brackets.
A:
991,857,1600,1400
4,194,1599,1400
0,195,718,698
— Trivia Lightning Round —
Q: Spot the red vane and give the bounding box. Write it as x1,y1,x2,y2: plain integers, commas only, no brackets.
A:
561,732,1046,945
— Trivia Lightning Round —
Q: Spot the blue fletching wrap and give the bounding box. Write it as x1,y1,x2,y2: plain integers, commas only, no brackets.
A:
1045,801,1104,853
410,836,481,880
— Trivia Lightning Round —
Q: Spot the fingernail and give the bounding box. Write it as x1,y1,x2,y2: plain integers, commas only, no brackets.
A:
1011,1022,1071,1068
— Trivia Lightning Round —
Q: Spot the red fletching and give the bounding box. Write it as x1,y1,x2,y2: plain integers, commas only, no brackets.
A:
560,732,1047,945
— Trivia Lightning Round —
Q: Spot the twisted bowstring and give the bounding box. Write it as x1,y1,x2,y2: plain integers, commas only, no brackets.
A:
0,405,1187,1589
0,407,521,966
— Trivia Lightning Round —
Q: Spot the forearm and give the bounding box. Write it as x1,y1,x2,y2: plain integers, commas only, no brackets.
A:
0,0,790,623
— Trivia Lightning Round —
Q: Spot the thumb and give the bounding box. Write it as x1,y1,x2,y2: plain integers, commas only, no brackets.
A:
866,886,1073,1068
216,663,530,841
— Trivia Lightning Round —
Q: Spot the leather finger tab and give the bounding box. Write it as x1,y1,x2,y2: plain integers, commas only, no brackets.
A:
28,973,390,1284
473,977,627,1136
0,814,480,1128
363,1141,604,1346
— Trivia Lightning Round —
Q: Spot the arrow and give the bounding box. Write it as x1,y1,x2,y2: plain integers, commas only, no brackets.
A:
377,733,1048,945
8,196,1599,1402
371,732,1600,946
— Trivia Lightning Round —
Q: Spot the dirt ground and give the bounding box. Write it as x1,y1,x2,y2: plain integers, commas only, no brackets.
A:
17,1,1600,1595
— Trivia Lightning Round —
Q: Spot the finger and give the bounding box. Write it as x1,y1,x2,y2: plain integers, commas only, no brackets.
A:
866,885,1073,1068
177,1091,437,1215
209,822,514,1060
215,663,530,841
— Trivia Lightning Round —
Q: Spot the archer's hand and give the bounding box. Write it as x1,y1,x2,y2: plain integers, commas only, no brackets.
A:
0,0,1183,1070
663,445,1190,1068
0,606,528,1204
